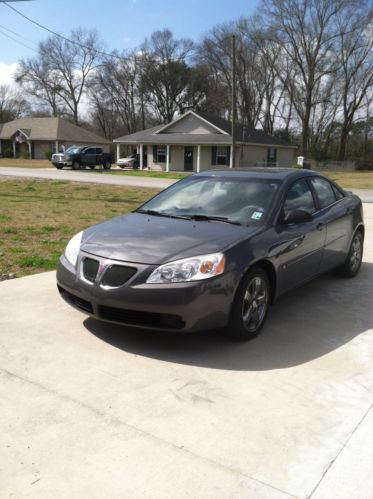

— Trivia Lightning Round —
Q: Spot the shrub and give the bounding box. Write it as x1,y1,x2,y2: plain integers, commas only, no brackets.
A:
3,148,13,158
20,150,29,160
356,158,373,171
44,150,53,161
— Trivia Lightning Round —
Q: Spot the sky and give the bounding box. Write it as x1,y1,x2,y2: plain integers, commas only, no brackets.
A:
0,0,260,87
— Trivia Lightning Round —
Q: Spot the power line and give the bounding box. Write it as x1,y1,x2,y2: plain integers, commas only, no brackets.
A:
0,22,38,45
2,1,195,65
3,1,125,60
0,27,37,52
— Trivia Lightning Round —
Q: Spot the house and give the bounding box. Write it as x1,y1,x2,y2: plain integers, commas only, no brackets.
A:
0,117,111,159
113,111,297,172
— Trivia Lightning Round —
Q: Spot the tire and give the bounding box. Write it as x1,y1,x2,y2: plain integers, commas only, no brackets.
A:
337,230,363,278
54,164,63,170
89,165,95,170
227,268,270,341
103,161,111,170
133,161,140,169
72,160,80,170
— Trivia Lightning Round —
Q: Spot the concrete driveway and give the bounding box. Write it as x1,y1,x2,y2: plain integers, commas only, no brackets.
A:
1,205,373,499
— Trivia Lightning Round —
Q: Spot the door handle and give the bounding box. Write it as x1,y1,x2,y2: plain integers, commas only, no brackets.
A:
317,222,325,231
345,207,353,215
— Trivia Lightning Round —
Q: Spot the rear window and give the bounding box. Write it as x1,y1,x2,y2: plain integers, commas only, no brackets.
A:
311,177,338,209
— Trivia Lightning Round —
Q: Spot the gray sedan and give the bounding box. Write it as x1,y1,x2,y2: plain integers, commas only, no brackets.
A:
57,168,364,340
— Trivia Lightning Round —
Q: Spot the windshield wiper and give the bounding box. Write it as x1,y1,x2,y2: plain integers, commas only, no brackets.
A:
136,209,190,220
185,214,242,225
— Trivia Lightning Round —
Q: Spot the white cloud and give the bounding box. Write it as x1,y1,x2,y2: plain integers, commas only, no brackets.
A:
0,62,19,87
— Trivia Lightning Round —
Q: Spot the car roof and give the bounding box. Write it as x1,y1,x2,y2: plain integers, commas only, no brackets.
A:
196,167,321,182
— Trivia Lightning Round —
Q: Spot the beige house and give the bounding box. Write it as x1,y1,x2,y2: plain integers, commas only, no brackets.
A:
0,117,111,160
113,111,297,172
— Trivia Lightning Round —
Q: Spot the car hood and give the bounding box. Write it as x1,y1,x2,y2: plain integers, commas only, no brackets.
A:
81,212,257,264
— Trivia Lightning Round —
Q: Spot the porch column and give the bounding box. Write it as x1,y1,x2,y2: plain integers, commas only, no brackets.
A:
13,142,16,158
116,143,120,162
28,141,32,159
166,145,170,172
0,139,2,156
229,145,233,168
140,144,143,170
55,140,59,153
197,145,201,173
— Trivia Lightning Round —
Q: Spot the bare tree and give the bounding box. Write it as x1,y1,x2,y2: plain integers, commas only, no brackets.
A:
334,5,373,159
16,28,104,125
88,51,143,137
15,59,63,116
0,84,30,122
260,0,360,155
140,29,196,123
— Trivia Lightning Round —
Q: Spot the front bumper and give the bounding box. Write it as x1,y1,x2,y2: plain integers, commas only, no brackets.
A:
56,252,234,332
52,160,72,166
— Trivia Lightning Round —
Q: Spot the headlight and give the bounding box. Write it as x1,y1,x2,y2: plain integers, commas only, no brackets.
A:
64,231,83,266
146,253,225,283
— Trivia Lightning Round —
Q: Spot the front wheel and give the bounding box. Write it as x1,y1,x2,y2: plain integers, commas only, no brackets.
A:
227,268,270,341
54,164,63,170
337,231,363,278
72,161,80,170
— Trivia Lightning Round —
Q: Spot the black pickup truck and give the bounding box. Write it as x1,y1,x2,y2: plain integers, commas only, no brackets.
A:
51,146,112,170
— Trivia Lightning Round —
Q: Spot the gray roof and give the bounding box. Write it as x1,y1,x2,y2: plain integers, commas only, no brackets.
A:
113,112,297,148
0,117,110,144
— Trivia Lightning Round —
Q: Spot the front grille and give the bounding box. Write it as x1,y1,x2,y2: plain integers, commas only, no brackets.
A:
57,285,93,313
101,265,137,287
82,258,99,283
98,305,185,330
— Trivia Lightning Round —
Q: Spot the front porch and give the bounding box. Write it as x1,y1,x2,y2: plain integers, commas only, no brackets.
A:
115,143,233,172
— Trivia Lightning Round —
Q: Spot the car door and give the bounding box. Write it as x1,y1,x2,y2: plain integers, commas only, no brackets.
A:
82,147,96,166
310,177,353,272
274,178,327,295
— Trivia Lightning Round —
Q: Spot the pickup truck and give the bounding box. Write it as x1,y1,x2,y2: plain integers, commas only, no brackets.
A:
51,146,112,170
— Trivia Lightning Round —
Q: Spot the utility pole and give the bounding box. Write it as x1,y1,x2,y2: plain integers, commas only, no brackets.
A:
231,35,236,168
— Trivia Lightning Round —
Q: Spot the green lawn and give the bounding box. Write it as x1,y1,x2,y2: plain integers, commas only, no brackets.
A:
0,178,159,280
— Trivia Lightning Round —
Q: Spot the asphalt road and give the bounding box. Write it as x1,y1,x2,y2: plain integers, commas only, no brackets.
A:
0,167,372,202
1,204,372,498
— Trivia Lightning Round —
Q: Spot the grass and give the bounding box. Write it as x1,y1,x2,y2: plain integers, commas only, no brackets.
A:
0,158,52,168
0,178,159,279
321,170,373,189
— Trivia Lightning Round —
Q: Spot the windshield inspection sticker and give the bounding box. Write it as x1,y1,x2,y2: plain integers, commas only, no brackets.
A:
251,211,263,220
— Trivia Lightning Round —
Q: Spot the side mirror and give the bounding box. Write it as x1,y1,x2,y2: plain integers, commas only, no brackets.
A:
283,209,313,224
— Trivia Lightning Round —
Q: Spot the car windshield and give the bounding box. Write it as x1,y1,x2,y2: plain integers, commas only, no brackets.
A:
65,146,83,154
137,175,281,225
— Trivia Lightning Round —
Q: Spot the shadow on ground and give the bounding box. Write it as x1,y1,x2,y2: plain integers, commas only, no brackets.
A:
84,262,373,371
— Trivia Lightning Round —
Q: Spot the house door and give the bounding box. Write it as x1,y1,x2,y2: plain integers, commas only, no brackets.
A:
184,147,194,171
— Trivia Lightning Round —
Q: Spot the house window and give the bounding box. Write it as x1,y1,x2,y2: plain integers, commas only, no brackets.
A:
156,145,166,163
216,146,228,165
267,148,277,164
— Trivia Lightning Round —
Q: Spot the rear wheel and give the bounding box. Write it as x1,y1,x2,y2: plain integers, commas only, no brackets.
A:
89,165,95,170
103,160,111,170
72,160,80,170
337,231,363,278
227,268,270,341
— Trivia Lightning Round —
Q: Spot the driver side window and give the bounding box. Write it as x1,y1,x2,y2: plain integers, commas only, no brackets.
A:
283,179,316,217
